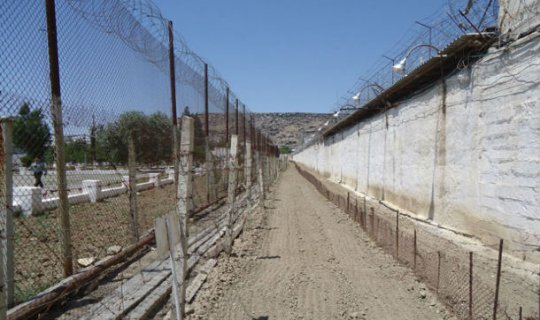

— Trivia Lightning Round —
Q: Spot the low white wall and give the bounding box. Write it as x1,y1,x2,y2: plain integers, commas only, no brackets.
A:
295,34,540,260
14,170,175,216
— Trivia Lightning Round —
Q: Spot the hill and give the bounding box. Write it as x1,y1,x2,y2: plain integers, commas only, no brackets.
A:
252,113,331,149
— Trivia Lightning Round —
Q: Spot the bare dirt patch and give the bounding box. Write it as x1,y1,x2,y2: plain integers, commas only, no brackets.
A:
161,168,457,320
14,183,177,303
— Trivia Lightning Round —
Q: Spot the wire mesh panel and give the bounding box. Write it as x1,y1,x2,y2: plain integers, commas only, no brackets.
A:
2,0,65,303
296,164,540,320
1,0,278,311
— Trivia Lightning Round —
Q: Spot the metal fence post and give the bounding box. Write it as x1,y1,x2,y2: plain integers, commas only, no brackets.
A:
45,0,73,276
413,229,417,270
437,251,442,293
203,64,216,204
493,239,504,320
235,99,239,136
257,132,265,201
242,105,246,154
370,207,374,237
469,251,473,320
167,21,179,193
396,212,400,258
128,134,139,243
225,88,229,144
246,141,252,202
347,192,350,214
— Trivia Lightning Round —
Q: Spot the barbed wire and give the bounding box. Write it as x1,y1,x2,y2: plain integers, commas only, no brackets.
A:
296,0,499,152
64,0,245,113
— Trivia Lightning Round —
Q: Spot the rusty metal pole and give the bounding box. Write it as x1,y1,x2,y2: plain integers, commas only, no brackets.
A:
223,89,230,197
493,239,504,320
204,64,213,204
355,200,358,223
396,212,399,259
235,99,239,136
370,207,375,237
243,104,246,154
45,0,73,277
167,21,179,192
225,88,229,144
204,64,209,137
413,229,417,270
469,251,473,320
347,192,350,214
437,251,442,293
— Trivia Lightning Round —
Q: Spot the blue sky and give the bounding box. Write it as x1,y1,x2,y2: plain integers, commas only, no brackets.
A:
153,0,447,113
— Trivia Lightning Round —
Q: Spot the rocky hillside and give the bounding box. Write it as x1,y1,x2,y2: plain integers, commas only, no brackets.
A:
252,113,331,149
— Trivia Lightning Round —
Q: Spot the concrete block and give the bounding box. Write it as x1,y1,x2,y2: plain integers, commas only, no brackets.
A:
68,192,90,205
166,168,175,181
101,185,127,198
14,187,43,216
136,182,154,192
149,173,161,188
82,179,102,203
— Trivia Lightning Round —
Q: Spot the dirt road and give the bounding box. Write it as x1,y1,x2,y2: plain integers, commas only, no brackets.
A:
182,167,456,320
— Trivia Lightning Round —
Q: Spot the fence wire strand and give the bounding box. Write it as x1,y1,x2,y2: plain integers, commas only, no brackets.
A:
0,0,278,313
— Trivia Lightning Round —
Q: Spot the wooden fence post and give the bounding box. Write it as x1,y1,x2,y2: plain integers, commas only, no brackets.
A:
205,142,216,204
46,0,73,276
177,116,194,318
0,118,15,315
257,151,265,201
128,134,139,243
246,142,252,204
226,135,239,255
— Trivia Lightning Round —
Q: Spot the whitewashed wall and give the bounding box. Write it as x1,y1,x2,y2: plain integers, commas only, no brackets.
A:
295,33,540,260
499,0,540,38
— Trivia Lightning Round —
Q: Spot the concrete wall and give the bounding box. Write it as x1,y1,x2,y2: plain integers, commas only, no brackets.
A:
499,0,540,38
295,33,540,260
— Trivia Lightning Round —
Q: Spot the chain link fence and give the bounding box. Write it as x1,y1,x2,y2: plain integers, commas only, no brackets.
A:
296,163,540,320
0,0,277,311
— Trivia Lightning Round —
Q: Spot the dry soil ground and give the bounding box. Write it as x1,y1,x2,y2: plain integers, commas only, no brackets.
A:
160,167,457,320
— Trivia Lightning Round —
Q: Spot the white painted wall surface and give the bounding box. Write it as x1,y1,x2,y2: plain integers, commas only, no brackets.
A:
295,34,540,260
499,0,540,38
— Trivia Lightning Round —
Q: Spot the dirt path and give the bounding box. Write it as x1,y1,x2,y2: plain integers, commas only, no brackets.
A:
182,167,457,320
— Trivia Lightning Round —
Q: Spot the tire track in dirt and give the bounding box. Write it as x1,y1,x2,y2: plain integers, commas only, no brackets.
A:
185,167,457,320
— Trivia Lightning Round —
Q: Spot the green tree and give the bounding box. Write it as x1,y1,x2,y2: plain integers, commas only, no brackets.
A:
279,145,292,154
13,103,52,166
64,138,89,163
97,111,172,165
